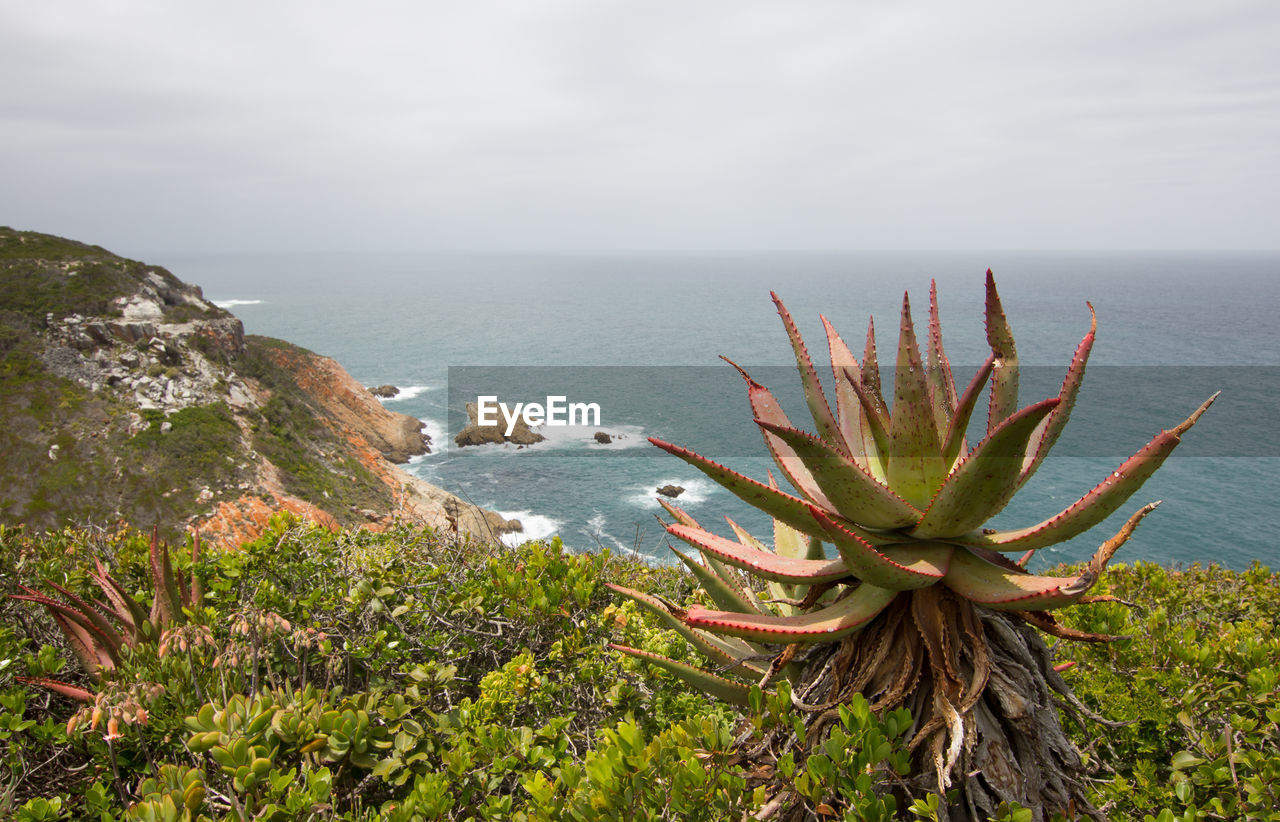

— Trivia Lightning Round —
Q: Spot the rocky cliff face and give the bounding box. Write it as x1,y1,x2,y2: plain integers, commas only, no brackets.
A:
0,227,519,547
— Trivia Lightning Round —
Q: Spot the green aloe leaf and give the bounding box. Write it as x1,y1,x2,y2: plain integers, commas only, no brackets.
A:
754,421,920,530
823,316,887,480
861,315,888,419
683,583,898,644
609,644,752,706
940,356,994,471
772,292,849,454
943,549,1093,610
886,293,947,507
648,437,894,545
668,523,852,585
605,585,765,681
669,545,763,615
950,393,1216,552
926,280,958,440
808,508,953,590
947,503,1157,609
911,397,1060,538
984,269,1019,435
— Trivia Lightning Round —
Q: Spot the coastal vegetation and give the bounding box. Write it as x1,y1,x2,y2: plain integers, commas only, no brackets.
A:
0,228,431,543
1,522,1275,820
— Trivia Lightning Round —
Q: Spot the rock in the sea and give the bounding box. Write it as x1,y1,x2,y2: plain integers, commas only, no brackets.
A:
369,384,400,398
594,431,612,444
657,484,685,498
454,402,546,448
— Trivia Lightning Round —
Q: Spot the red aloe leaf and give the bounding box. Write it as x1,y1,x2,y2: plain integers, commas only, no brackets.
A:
683,583,898,644
609,644,753,706
648,437,894,545
722,357,835,509
149,526,184,626
940,357,994,470
823,316,888,479
926,280,958,438
12,589,120,672
43,581,126,655
754,421,921,530
771,292,849,455
15,677,95,703
984,270,1019,435
657,498,701,529
90,562,146,639
912,398,1060,538
808,507,953,590
1019,303,1096,485
668,523,852,585
886,293,947,507
950,394,1216,552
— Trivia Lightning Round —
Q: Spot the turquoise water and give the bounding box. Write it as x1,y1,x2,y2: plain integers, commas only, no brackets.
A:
164,250,1280,571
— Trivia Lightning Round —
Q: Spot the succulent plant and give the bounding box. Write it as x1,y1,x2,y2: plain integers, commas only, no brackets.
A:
11,527,203,701
609,272,1215,818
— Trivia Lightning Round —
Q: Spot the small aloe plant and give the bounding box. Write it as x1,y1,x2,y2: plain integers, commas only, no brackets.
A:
12,527,204,701
609,272,1214,818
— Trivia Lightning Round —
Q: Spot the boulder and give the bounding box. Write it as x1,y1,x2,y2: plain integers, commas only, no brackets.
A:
369,384,400,398
657,484,685,498
594,431,612,444
454,402,546,448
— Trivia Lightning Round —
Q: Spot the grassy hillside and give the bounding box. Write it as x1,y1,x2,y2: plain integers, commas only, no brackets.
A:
1,523,1275,820
0,228,401,539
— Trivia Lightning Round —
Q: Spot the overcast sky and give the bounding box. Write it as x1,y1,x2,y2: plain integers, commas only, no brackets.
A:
2,1,1277,254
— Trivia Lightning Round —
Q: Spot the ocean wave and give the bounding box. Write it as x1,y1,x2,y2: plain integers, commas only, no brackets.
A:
495,510,563,548
212,299,264,308
378,384,436,402
625,475,719,510
418,417,447,450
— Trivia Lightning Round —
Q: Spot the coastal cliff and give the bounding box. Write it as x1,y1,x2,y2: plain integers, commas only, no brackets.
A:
0,227,518,546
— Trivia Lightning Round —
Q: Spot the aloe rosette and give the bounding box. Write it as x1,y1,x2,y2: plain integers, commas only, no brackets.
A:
608,272,1214,815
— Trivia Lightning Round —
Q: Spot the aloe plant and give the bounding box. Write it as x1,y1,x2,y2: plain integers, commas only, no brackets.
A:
11,527,203,701
609,272,1215,819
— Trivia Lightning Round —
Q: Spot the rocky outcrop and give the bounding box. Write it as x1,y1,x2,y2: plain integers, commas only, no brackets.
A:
454,402,546,448
594,432,612,444
369,384,399,398
0,227,517,548
657,484,685,498
257,346,430,463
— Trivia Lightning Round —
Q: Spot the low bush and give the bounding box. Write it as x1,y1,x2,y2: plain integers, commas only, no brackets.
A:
1,522,1276,820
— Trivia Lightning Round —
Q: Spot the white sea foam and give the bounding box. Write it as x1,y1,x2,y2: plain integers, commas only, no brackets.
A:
418,417,447,451
626,475,719,510
525,423,649,451
212,299,264,308
378,384,435,402
495,510,564,548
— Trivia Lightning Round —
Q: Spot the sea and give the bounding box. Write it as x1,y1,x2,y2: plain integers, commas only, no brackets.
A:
160,250,1279,572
